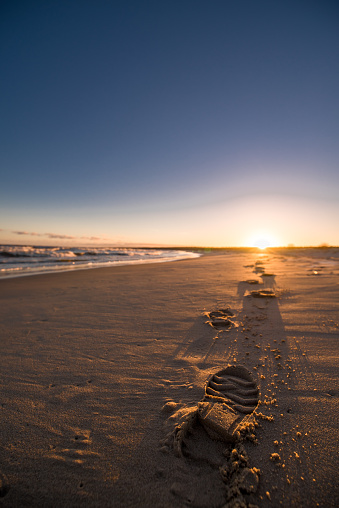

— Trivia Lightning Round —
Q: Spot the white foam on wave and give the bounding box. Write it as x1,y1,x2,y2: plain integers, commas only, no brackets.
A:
0,245,201,279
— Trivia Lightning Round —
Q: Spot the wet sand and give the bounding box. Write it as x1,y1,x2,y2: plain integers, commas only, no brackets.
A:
0,249,338,507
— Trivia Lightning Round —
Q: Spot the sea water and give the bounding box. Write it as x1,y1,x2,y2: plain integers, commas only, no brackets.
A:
0,245,200,279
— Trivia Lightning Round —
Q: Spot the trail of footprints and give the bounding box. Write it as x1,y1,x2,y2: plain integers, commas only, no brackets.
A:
162,258,289,507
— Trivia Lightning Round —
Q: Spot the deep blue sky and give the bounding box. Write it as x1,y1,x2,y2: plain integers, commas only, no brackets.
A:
1,0,338,246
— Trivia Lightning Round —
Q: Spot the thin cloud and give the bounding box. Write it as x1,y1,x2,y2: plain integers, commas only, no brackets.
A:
46,233,76,240
80,236,101,241
13,231,42,236
9,230,103,242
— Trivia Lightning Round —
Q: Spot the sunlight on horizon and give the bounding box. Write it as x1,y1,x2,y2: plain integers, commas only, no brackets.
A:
246,232,279,250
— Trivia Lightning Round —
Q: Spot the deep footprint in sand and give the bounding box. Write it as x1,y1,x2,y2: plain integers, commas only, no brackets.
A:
167,366,259,458
199,365,259,441
163,366,260,506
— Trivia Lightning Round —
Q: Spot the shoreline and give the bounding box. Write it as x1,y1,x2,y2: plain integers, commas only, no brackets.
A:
0,253,201,281
0,247,201,280
0,251,338,506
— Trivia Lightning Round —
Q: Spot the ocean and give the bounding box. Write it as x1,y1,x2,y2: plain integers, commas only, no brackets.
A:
0,245,200,279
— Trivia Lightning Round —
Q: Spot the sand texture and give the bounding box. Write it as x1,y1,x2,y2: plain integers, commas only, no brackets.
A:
0,249,338,507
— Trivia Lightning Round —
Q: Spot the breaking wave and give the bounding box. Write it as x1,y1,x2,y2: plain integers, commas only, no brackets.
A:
0,245,200,279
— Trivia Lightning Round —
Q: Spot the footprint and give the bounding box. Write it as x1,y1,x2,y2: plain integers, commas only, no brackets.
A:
199,365,259,441
206,308,235,328
166,366,259,458
253,266,265,273
245,279,260,284
250,289,276,298
162,366,260,506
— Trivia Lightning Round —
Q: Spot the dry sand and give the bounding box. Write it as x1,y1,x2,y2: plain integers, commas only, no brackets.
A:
0,249,338,507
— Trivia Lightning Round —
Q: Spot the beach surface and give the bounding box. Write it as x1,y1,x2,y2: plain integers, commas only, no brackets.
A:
0,249,338,507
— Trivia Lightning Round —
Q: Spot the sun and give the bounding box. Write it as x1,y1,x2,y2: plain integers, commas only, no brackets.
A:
247,232,278,250
253,237,272,250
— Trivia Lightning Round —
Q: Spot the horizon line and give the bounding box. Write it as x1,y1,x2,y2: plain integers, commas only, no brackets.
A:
1,242,338,250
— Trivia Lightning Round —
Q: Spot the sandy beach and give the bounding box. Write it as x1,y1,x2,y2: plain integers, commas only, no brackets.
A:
0,249,338,507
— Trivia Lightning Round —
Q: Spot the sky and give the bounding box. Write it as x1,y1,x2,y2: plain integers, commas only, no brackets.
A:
1,0,338,247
